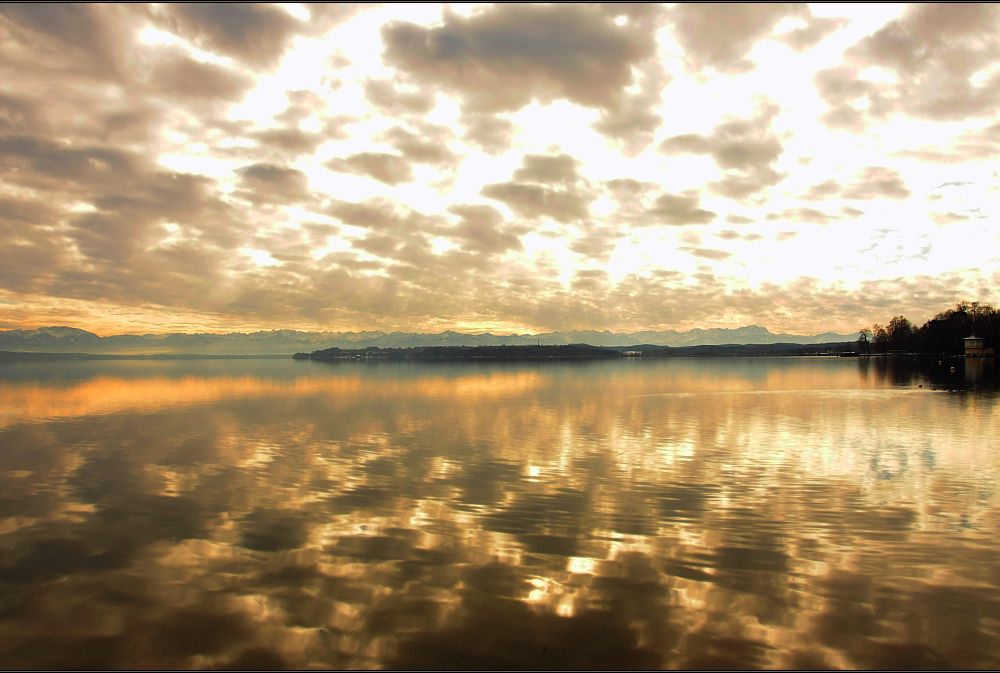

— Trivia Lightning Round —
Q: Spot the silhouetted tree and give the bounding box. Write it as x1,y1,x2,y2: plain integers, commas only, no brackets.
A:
857,327,872,356
888,316,913,354
872,324,888,356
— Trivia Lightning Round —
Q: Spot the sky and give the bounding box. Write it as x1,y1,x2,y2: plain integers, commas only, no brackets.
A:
0,3,998,337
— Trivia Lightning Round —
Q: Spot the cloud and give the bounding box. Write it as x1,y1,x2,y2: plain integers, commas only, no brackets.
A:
380,4,656,113
363,78,436,115
481,182,590,223
569,225,620,262
764,207,838,225
447,204,525,255
571,268,609,292
931,211,973,226
800,167,910,202
715,229,764,242
149,3,300,69
274,90,332,125
0,195,60,227
589,61,670,156
799,178,841,202
591,106,662,157
325,152,413,186
479,153,593,223
841,167,911,200
816,4,1000,130
149,55,254,101
775,16,852,52
236,163,311,204
889,121,1000,164
0,136,146,193
461,113,516,156
252,128,323,156
324,198,446,235
0,92,42,134
669,4,847,74
775,231,798,242
660,97,786,201
512,153,583,185
605,178,657,195
381,124,458,167
0,129,246,312
645,192,717,226
678,246,733,261
605,181,717,227
725,214,755,225
0,3,130,80
352,232,401,257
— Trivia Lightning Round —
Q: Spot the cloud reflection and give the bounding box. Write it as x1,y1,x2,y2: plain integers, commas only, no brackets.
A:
0,358,998,668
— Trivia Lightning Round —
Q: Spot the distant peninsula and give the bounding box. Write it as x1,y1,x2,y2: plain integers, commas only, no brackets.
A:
294,341,856,362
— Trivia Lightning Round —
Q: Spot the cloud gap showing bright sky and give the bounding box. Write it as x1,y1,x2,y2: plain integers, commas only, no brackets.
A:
0,3,997,336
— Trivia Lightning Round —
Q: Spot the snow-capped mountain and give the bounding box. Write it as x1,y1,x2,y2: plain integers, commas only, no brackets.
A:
0,325,859,355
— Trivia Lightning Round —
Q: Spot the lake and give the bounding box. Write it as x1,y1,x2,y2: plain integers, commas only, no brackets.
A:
0,356,998,669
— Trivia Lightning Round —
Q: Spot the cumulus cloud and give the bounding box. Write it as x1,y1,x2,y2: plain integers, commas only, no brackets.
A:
931,211,973,226
764,207,839,225
447,204,526,255
363,78,436,115
678,246,733,261
0,136,145,194
775,16,852,52
149,56,253,101
513,153,583,185
604,181,717,227
480,152,594,223
800,167,910,202
324,198,446,236
715,229,764,242
325,152,413,186
252,128,323,156
146,3,300,69
461,113,517,156
644,192,717,226
481,182,590,224
0,3,134,80
381,124,458,167
816,4,1000,131
841,167,911,200
0,3,995,337
236,163,311,204
669,4,848,74
890,121,1000,164
659,97,786,201
568,227,619,263
380,4,656,112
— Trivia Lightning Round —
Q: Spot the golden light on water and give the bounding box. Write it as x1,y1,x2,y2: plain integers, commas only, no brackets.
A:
0,358,998,668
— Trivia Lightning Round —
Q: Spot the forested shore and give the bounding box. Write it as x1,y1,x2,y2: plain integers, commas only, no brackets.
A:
857,301,999,356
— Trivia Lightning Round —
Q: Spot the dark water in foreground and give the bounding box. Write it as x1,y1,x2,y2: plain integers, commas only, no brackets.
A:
0,357,998,669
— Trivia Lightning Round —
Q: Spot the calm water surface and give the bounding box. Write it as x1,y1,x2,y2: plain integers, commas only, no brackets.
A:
0,357,998,669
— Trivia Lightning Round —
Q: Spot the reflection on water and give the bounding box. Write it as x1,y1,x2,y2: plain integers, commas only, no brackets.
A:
0,357,998,669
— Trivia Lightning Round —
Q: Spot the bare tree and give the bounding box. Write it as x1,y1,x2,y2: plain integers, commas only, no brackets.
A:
857,327,872,356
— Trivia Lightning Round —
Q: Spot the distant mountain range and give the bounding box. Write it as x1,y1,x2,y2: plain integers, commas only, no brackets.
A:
0,325,860,355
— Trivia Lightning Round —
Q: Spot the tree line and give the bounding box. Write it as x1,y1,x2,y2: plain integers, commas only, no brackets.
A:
857,301,1000,355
